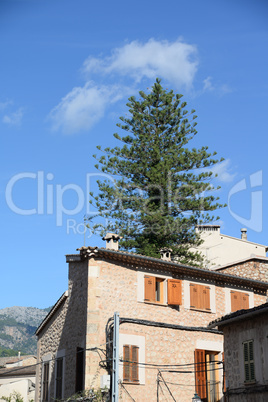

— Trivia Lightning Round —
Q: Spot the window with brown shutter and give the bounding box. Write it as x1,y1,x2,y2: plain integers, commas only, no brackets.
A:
195,350,221,401
231,291,249,312
144,276,156,302
123,345,139,383
190,283,211,311
144,276,164,303
241,293,249,309
123,345,130,381
144,275,182,305
131,346,139,382
202,286,210,311
190,283,199,309
167,279,182,305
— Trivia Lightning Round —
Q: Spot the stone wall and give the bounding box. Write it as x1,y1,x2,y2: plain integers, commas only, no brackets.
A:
219,259,268,283
223,312,268,402
35,259,88,401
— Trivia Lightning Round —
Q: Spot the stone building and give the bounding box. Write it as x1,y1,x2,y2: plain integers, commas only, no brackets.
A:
209,303,268,402
215,255,268,283
35,237,268,402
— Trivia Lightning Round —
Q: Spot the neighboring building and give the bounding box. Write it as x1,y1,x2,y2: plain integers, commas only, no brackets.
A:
35,236,268,402
193,226,268,269
0,355,36,401
209,303,268,402
214,255,268,283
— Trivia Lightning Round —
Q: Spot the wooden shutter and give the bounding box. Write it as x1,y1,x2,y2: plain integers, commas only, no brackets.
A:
202,286,210,311
144,276,156,302
191,283,210,310
231,291,249,312
190,283,199,308
195,349,207,399
241,292,249,309
231,291,240,312
248,341,255,381
123,345,130,381
167,279,182,305
244,340,255,382
123,345,139,382
131,346,139,382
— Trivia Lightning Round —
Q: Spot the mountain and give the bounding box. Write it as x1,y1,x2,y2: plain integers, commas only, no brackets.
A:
0,306,51,355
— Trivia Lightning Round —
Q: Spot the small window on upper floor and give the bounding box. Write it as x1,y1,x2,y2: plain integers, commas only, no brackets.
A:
144,275,181,305
231,291,249,312
190,283,211,311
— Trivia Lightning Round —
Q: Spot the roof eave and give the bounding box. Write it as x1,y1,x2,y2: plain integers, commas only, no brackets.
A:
35,291,68,336
67,247,268,290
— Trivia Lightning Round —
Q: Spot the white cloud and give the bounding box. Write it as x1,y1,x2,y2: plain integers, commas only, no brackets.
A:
2,108,24,126
0,100,13,111
202,76,233,96
83,38,198,89
50,38,200,134
49,82,125,135
203,76,215,92
211,159,236,183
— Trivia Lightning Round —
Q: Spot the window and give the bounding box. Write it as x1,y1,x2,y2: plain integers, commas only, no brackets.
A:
231,291,249,312
190,283,210,311
55,357,63,399
144,276,181,305
42,362,49,402
123,345,139,383
120,334,145,385
243,340,255,383
195,349,221,401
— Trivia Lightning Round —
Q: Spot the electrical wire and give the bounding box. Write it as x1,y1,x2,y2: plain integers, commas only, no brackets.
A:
0,345,108,376
118,358,223,370
119,381,136,402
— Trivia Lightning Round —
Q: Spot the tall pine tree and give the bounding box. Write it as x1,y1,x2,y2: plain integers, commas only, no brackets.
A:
91,79,225,264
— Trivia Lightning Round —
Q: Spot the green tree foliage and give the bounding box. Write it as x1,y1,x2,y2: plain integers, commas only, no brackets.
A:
91,79,225,264
0,347,20,358
1,391,24,402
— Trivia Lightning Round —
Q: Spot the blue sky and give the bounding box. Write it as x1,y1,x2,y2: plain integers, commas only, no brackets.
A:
1,0,268,309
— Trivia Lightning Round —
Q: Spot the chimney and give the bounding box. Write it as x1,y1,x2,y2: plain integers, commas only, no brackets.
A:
160,248,172,261
241,228,247,241
102,233,121,251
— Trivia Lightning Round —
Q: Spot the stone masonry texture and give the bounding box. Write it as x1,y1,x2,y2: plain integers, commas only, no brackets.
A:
36,253,268,401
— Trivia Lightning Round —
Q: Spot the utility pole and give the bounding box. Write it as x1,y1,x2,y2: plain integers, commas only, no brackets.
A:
112,312,119,402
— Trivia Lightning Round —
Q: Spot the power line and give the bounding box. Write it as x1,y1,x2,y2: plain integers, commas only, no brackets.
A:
119,382,136,402
119,358,223,371
0,345,107,376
